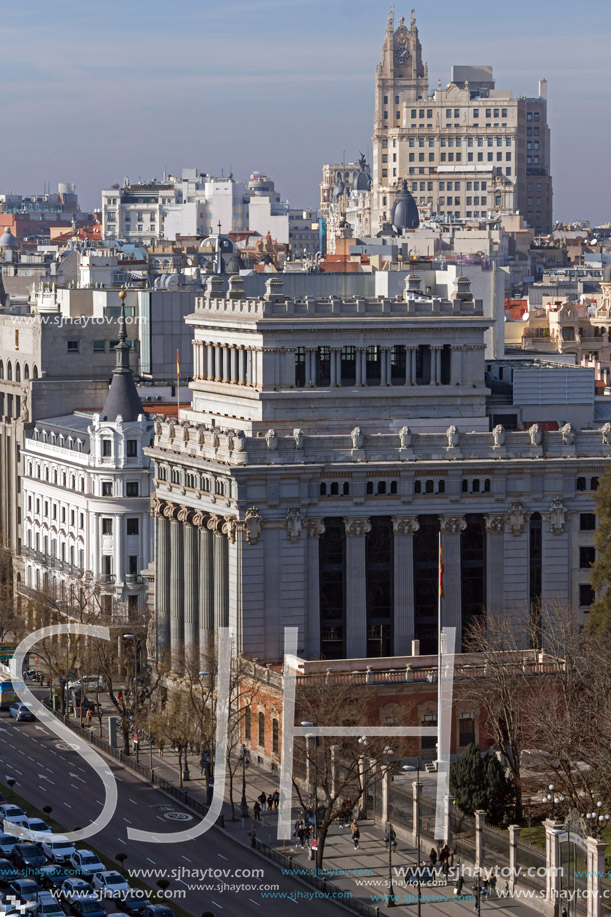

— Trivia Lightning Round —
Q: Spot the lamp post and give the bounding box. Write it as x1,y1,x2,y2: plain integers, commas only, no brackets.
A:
403,761,422,917
384,821,398,907
585,801,610,838
472,869,483,917
301,721,318,856
544,784,564,820
123,634,139,763
198,671,211,798
239,744,250,820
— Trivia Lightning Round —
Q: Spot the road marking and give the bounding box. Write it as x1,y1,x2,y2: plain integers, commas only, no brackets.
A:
95,801,103,807
13,769,22,776
114,775,123,782
76,767,86,774
38,775,54,784
146,858,155,865
35,727,47,733
181,856,191,863
176,879,187,887
156,816,165,822
248,899,260,907
69,773,86,783
211,902,222,910
70,784,79,790
64,803,72,809
128,799,138,806
217,854,228,860
117,837,126,846
122,818,131,825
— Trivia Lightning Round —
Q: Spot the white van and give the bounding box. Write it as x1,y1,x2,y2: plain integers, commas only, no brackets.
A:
41,836,77,863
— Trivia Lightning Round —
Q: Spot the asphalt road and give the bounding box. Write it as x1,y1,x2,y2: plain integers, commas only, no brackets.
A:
0,712,356,917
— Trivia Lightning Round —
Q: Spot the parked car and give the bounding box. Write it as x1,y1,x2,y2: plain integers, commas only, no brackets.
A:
35,892,66,917
67,677,105,693
41,837,76,864
141,907,174,917
68,851,104,876
91,872,130,898
12,843,47,868
9,879,39,903
0,805,28,827
67,897,106,917
8,703,36,722
59,879,93,902
116,891,148,915
38,866,82,891
0,834,18,857
21,819,51,838
0,858,21,888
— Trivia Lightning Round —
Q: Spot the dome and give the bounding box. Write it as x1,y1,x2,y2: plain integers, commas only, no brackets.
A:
0,229,18,249
226,252,244,273
353,154,372,192
391,180,419,231
603,262,611,283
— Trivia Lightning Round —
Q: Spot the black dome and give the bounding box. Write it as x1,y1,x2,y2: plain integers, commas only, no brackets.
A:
391,179,419,230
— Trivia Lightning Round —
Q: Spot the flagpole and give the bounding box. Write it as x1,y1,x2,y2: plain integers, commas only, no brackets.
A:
437,530,442,767
176,349,180,415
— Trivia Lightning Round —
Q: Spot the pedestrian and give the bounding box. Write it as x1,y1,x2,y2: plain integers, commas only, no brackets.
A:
482,877,489,899
85,708,93,727
304,822,311,848
343,798,353,828
440,843,451,873
454,875,464,897
429,846,438,868
296,821,305,848
351,819,360,849
258,790,267,812
253,801,261,821
267,793,274,812
489,873,497,898
273,789,280,809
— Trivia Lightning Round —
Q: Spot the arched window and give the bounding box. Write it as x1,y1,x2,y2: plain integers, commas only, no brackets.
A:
473,479,480,493
483,479,491,492
0,360,4,379
462,479,469,493
272,719,279,755
258,712,265,748
330,482,339,496
366,481,374,495
377,481,387,495
342,482,350,496
414,480,422,494
33,365,39,379
320,482,327,496
591,477,600,491
425,480,434,494
15,363,21,382
244,706,251,741
24,364,29,380
576,477,586,492
7,361,12,381
438,480,445,494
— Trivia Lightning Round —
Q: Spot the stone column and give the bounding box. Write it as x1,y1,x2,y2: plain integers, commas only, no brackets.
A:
196,514,214,667
392,516,419,655
380,346,389,385
450,345,462,385
222,346,230,383
330,348,338,386
246,349,253,385
585,834,607,917
305,348,316,387
209,515,228,630
305,519,325,657
544,818,562,909
355,348,364,385
411,346,418,384
238,348,246,384
429,346,440,384
206,344,214,380
475,809,486,868
485,514,505,620
335,348,342,386
508,825,520,893
91,516,100,578
344,517,371,658
230,347,238,383
214,345,222,381
439,515,466,640
385,347,393,384
155,506,171,654
182,518,198,665
169,507,184,671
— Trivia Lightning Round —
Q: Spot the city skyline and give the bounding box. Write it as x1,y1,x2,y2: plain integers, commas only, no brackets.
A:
2,0,610,224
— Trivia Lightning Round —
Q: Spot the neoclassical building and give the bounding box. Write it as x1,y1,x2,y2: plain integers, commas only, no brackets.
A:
147,275,609,670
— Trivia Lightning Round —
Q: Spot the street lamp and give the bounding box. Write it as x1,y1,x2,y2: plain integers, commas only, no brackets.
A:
384,821,398,907
199,672,211,800
472,869,483,917
239,744,250,820
403,761,422,917
585,801,610,838
544,784,564,820
123,635,139,763
302,721,318,847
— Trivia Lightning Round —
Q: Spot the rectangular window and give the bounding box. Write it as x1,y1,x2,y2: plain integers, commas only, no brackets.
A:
580,513,596,531
93,341,105,353
477,153,483,162
473,108,479,117
441,153,446,162
580,546,595,569
102,440,112,457
102,518,113,535
446,109,452,118
127,518,139,536
126,440,138,457
125,482,139,497
459,715,475,747
579,584,595,607
409,153,414,162
102,481,112,496
128,555,139,575
67,341,79,353
427,109,432,119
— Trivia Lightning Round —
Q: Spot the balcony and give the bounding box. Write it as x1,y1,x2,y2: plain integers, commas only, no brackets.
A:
125,574,143,585
98,573,116,584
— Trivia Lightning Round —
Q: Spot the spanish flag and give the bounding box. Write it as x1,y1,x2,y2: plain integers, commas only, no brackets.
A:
439,540,444,598
176,350,180,377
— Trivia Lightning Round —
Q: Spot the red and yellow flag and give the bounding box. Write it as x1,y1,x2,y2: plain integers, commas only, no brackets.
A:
176,349,180,377
439,540,444,598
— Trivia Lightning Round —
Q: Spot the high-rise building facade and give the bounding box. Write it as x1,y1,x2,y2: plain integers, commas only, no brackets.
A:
371,11,552,234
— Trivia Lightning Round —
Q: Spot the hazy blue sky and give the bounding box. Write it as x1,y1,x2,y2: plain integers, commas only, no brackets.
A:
2,0,610,223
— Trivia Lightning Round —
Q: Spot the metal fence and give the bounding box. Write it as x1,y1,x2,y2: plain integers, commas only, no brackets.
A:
516,841,547,891
482,823,510,870
388,784,413,831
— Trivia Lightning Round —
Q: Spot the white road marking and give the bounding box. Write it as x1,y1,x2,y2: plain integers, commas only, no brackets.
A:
64,803,72,809
128,799,138,806
181,856,191,862
70,784,79,790
122,818,131,825
95,801,103,807
248,898,260,907
69,773,86,783
211,902,222,910
117,837,126,845
13,769,22,776
217,854,228,860
38,775,54,784
156,816,165,822
146,858,155,865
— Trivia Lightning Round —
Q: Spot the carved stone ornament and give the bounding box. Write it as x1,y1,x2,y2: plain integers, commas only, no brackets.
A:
181,423,189,443
528,423,543,446
439,514,467,535
206,513,223,534
507,500,527,536
485,514,505,534
293,428,304,450
211,429,220,450
232,430,246,453
163,501,178,520
304,518,325,539
151,496,163,517
192,511,207,529
196,424,206,446
154,419,163,436
285,507,302,543
398,425,412,449
241,507,262,545
602,423,611,446
177,505,191,524
559,422,576,446
351,427,364,450
265,429,278,451
544,498,566,535
492,424,505,448
167,420,176,441
392,516,420,536
446,425,459,448
222,516,238,543
344,517,372,537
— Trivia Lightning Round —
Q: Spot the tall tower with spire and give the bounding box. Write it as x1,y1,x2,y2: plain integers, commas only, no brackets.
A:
101,286,143,423
371,9,429,230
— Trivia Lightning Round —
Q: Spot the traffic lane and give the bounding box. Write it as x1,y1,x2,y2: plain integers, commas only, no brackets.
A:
0,716,356,917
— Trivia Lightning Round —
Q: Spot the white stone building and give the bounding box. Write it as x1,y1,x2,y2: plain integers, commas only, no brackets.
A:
147,273,609,671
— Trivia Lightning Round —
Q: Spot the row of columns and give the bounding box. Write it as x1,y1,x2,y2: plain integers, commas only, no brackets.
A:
193,342,259,386
302,344,459,387
155,501,229,670
306,513,505,659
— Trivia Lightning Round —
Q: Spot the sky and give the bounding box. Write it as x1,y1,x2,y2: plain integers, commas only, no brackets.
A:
2,0,610,224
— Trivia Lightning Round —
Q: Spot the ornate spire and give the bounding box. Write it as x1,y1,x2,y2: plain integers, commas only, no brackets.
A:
101,285,143,422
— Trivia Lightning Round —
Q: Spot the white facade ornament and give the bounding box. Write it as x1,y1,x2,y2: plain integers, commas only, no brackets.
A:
602,423,611,445
181,423,189,442
285,507,302,543
351,427,364,450
485,514,505,534
446,425,459,448
293,428,304,450
398,426,412,448
507,500,527,536
439,514,467,535
529,423,543,446
265,429,278,451
344,517,372,537
232,430,246,453
211,429,220,450
241,506,263,545
559,423,576,446
304,518,325,538
391,516,420,536
544,498,567,535
492,424,505,448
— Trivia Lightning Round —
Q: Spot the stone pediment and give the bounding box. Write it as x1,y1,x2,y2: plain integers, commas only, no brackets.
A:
444,83,467,99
